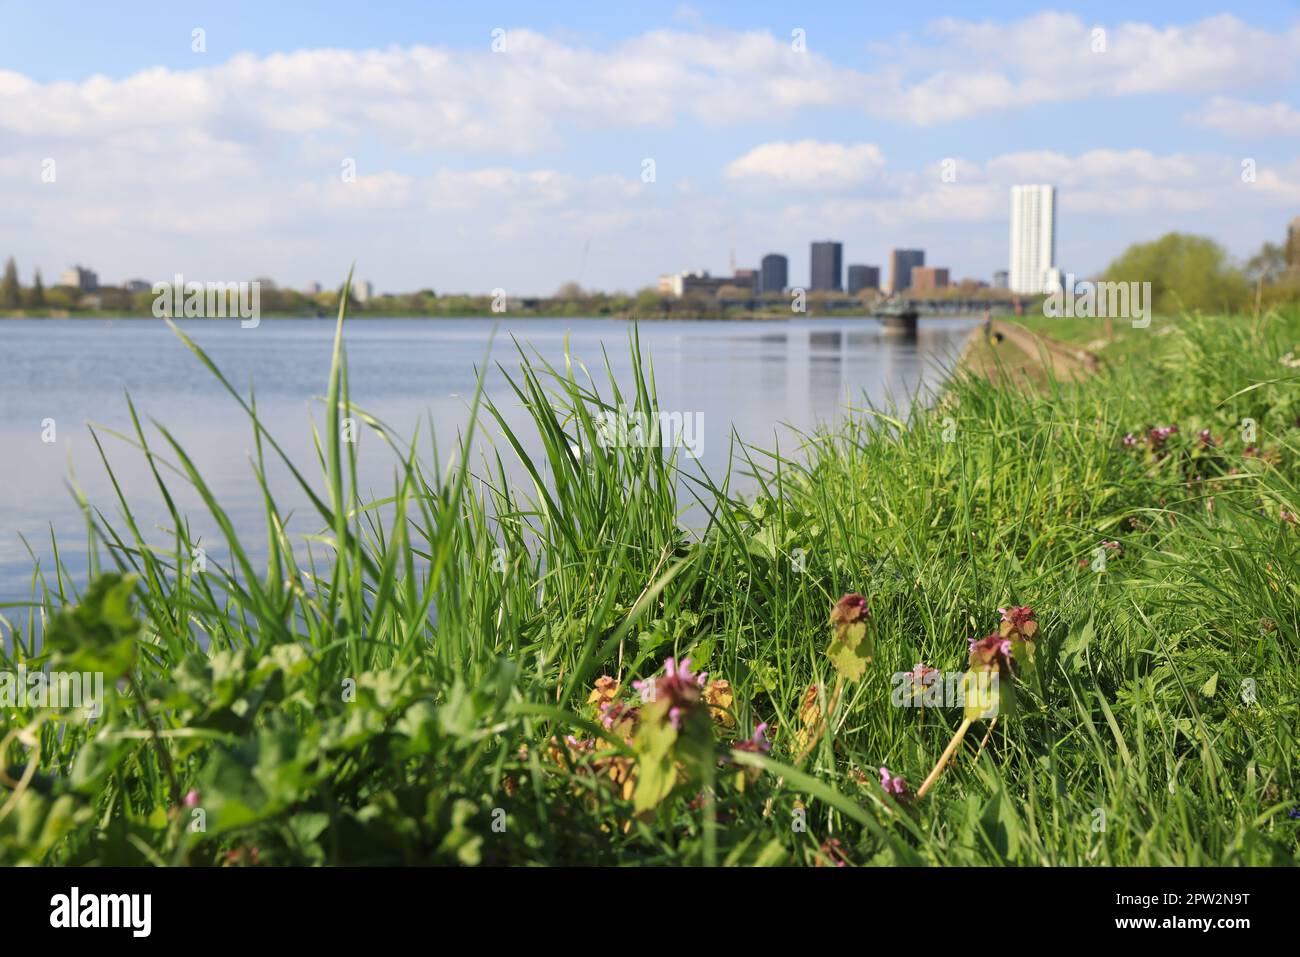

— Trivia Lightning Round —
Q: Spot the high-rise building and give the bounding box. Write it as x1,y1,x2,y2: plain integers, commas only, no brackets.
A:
59,265,98,292
911,267,950,292
846,265,880,295
1288,216,1300,270
992,270,1009,289
810,242,843,292
888,249,924,294
760,254,788,293
1009,185,1057,294
354,280,374,303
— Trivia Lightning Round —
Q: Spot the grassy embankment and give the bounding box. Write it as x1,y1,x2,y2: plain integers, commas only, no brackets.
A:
1,299,1297,865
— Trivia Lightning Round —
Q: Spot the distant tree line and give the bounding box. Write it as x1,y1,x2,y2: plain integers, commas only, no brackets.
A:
1104,231,1300,315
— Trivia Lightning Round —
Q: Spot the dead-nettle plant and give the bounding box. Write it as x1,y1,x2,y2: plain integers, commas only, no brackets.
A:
795,593,873,764
914,606,1038,799
811,594,1039,802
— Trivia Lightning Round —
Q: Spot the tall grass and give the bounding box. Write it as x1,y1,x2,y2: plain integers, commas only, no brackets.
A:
1,299,1297,865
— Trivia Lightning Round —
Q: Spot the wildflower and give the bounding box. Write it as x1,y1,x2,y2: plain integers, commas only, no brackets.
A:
1198,428,1215,446
183,788,201,809
598,699,639,735
1122,432,1138,448
817,838,850,867
1149,424,1178,448
879,765,912,800
907,662,940,685
634,657,706,731
998,605,1037,632
827,592,873,681
587,675,621,709
1288,806,1300,820
968,633,1013,672
703,678,736,728
1243,446,1259,458
733,722,771,754
830,592,869,627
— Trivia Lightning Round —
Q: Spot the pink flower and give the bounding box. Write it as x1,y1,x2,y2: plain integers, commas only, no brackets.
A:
830,592,869,626
734,722,772,754
183,789,200,808
879,766,911,798
907,662,939,685
969,633,1013,671
635,657,707,730
1149,425,1178,448
1198,428,1215,446
998,606,1036,627
1122,433,1138,448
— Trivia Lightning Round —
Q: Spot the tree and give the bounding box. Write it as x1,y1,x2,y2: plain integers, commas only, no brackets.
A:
0,257,20,309
26,268,46,308
1243,241,1290,286
1104,233,1249,316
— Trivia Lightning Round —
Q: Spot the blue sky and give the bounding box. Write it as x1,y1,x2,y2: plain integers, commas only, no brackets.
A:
2,1,1299,294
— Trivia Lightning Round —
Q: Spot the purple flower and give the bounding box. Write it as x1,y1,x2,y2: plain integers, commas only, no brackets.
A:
1149,425,1178,448
969,633,1013,671
637,657,707,730
1198,428,1215,446
879,766,911,798
1122,433,1138,449
734,722,772,754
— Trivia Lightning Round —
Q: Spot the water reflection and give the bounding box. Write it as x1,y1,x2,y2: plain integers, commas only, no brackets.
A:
0,316,977,599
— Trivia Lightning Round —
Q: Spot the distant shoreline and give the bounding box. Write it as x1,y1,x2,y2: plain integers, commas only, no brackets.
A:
0,310,995,322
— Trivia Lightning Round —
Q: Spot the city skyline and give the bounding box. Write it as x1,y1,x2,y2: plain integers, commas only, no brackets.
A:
3,3,1300,294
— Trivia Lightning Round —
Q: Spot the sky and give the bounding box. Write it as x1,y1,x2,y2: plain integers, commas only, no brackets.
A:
2,1,1299,295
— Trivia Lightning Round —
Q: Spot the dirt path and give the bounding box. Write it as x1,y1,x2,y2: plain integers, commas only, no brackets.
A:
960,318,1100,388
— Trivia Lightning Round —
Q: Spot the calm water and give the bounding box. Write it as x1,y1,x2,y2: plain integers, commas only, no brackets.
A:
0,316,977,602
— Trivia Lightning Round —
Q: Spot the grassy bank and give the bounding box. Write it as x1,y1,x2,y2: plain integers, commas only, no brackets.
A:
1,302,1297,865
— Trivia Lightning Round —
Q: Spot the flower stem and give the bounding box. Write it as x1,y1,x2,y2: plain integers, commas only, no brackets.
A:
916,716,973,799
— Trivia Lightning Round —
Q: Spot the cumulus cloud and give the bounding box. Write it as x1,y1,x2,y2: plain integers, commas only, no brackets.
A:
1188,96,1300,137
725,141,886,190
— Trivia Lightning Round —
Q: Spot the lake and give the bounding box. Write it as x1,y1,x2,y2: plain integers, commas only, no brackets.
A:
0,316,978,603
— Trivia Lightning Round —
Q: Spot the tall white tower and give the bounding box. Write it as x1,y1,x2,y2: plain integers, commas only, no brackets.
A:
1009,185,1056,294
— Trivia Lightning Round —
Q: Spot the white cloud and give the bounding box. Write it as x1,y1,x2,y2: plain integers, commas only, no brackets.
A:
725,141,886,190
1188,96,1300,137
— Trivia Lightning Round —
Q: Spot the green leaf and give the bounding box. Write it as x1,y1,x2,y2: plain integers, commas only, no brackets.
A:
827,620,873,682
44,573,141,678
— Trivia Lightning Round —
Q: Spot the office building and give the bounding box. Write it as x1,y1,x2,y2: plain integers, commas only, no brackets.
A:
59,265,98,292
911,266,950,292
992,270,1009,289
846,265,880,295
658,270,744,298
731,268,759,293
760,254,788,293
1009,184,1057,294
810,241,843,292
888,249,924,294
